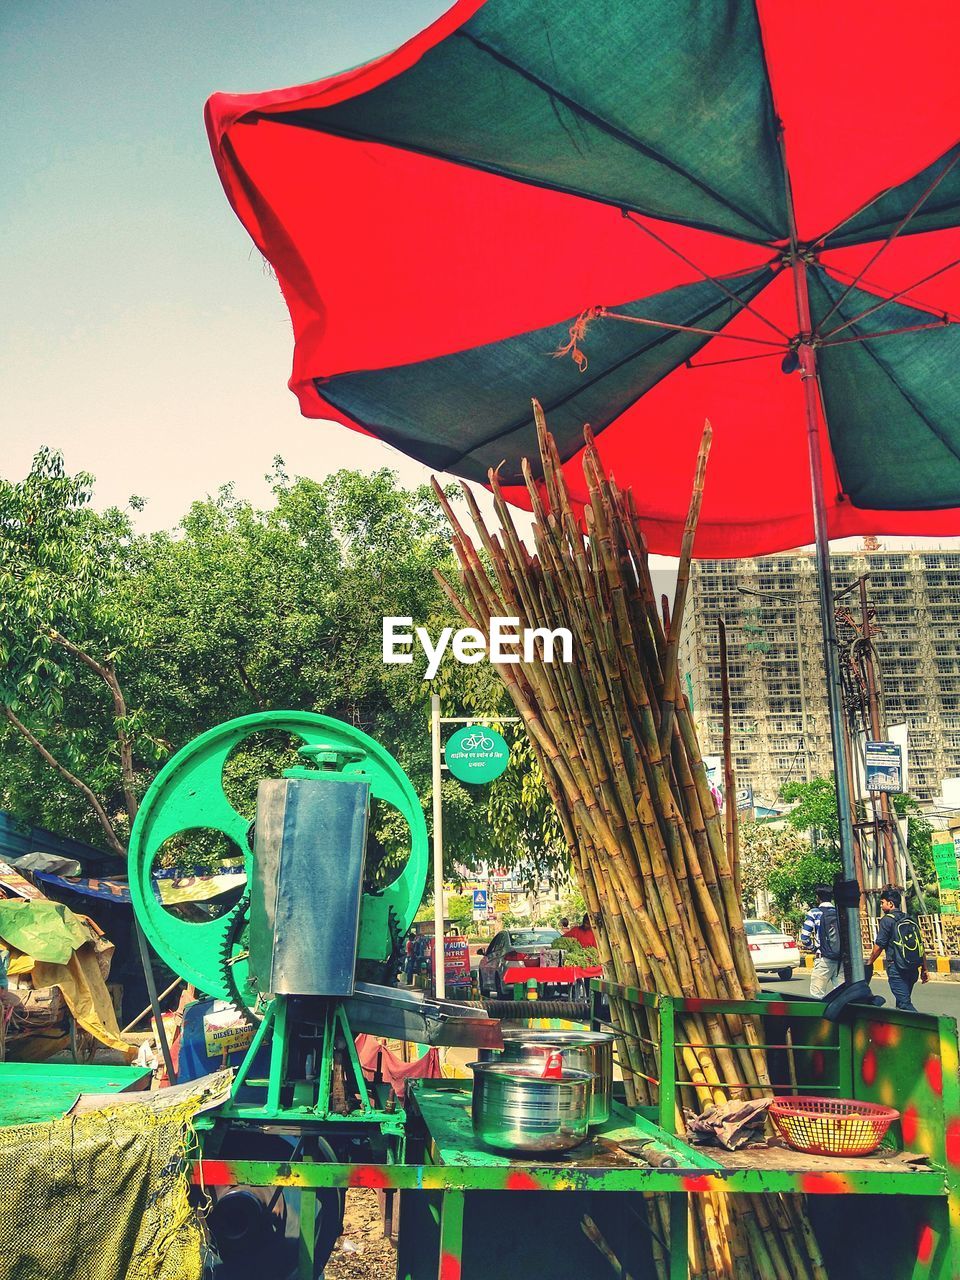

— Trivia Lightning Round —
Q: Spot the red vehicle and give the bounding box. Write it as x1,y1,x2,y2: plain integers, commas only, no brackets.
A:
476,928,561,998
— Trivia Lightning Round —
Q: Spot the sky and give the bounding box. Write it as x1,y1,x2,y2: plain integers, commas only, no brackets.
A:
2,0,457,530
2,1,945,576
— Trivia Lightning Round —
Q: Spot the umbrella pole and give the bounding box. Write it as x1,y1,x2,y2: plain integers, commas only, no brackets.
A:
794,256,865,986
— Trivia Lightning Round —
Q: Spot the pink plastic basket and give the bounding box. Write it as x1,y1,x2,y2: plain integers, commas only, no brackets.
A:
769,1096,899,1157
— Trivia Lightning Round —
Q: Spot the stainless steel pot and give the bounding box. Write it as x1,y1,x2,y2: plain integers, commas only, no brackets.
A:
480,1028,615,1125
468,1061,594,1154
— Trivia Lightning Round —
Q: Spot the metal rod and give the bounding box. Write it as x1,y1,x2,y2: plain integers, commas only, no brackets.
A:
819,319,951,347
796,276,864,985
821,256,960,339
686,349,785,370
121,976,183,1034
600,308,785,347
779,123,864,985
718,617,739,895
677,1043,838,1052
436,716,521,724
431,692,446,1000
133,918,177,1083
839,697,867,907
622,210,789,339
890,809,930,914
816,147,960,329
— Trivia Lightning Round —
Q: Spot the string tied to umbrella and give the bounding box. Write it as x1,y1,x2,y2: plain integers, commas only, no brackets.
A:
553,305,604,371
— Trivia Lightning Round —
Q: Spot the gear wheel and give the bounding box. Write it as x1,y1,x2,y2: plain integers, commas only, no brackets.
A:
219,894,264,1027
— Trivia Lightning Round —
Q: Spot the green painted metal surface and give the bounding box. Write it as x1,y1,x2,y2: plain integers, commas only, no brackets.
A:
413,1085,720,1173
0,1063,151,1127
213,996,405,1134
127,711,428,999
182,981,960,1279
191,1155,948,1197
187,978,960,1278
851,1009,949,1165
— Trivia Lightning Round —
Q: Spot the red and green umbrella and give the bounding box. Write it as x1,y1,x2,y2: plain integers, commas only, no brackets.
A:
206,0,960,970
206,0,960,558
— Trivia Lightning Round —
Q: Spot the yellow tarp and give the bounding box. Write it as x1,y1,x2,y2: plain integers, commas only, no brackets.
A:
32,943,133,1060
0,898,133,1061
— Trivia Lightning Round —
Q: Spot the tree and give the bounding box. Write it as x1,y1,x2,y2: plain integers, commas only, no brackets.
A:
779,778,842,853
892,793,937,912
738,820,810,915
778,777,933,915
0,449,162,854
766,846,843,929
0,452,570,885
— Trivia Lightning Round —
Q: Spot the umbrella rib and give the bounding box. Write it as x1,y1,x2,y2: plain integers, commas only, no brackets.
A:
685,349,785,370
820,257,960,338
441,275,778,468
600,311,783,347
816,149,960,332
621,211,789,339
816,142,960,248
832,326,960,469
819,318,954,348
455,31,781,242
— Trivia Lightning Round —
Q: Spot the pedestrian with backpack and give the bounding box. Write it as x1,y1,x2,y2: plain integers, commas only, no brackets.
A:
867,885,928,1012
799,884,843,999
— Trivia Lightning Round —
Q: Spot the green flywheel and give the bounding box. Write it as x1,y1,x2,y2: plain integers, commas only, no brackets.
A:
128,711,429,1000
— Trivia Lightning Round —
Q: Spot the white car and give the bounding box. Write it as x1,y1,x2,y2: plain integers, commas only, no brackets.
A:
745,919,800,980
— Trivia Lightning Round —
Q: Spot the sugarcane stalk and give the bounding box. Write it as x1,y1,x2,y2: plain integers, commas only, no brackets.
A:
718,617,741,901
433,408,822,1280
659,420,712,751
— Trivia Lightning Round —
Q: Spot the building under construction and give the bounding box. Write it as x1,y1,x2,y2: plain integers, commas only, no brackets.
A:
680,544,960,808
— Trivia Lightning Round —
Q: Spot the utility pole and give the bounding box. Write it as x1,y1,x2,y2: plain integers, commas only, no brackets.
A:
429,697,521,999
839,710,867,907
430,694,446,998
858,577,898,886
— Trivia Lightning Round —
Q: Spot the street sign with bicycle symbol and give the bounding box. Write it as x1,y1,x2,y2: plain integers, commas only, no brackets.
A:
444,725,510,783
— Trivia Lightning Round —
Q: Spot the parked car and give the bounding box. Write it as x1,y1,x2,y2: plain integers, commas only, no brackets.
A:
745,919,800,980
476,928,561,997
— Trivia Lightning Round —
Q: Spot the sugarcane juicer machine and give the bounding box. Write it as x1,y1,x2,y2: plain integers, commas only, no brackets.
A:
128,711,499,1135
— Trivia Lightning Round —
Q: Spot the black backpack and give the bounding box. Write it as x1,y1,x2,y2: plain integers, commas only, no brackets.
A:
818,906,842,961
889,913,923,971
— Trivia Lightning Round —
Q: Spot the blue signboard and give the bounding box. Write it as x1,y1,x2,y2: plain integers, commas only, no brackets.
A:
472,888,488,912
865,741,903,794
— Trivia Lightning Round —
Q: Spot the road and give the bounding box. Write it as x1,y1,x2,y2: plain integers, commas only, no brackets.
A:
762,972,960,1022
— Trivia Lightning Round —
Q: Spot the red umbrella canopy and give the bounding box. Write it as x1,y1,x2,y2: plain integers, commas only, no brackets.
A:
206,0,960,556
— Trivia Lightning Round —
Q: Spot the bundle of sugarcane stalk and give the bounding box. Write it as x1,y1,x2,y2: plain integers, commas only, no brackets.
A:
432,401,828,1280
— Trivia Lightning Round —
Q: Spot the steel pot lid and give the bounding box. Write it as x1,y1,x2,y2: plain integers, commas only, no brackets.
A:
467,1061,596,1085
499,1028,616,1046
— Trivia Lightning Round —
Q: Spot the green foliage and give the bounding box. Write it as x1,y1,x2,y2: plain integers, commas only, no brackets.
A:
892,792,938,912
779,778,842,851
0,449,164,851
542,886,586,929
738,820,809,913
767,846,843,928
433,655,567,886
0,451,568,885
778,778,936,914
445,892,474,932
554,934,599,966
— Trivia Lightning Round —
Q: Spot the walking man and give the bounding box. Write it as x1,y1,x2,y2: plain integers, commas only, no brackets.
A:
799,885,843,999
867,885,928,1012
